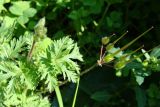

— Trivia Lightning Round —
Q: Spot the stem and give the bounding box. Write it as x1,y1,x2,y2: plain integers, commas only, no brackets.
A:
72,77,80,107
59,63,98,86
80,63,98,76
55,86,64,107
113,31,128,45
27,40,36,61
96,3,111,32
113,26,153,56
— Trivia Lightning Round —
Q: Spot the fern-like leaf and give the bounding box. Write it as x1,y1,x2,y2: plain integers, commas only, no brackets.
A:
39,36,83,91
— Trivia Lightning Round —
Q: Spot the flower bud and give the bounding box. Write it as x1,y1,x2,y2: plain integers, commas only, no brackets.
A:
106,43,114,51
114,60,126,70
104,54,114,63
34,17,47,40
142,60,148,67
102,36,110,45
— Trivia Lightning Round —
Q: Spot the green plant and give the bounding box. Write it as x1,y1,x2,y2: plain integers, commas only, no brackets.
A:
0,18,83,107
1,0,160,107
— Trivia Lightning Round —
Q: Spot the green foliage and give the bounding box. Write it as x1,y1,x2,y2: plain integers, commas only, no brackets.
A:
0,0,160,106
9,1,37,27
0,18,82,106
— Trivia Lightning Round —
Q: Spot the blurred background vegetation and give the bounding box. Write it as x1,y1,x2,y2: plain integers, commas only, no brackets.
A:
1,0,160,106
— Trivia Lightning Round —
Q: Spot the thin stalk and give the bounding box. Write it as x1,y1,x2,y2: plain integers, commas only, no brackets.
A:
126,46,157,64
55,86,64,107
27,40,36,61
113,31,128,45
113,26,153,56
121,45,144,59
97,3,111,32
72,77,80,107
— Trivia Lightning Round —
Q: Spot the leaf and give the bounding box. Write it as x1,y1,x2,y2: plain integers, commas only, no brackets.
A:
108,47,123,58
135,87,147,107
1,36,26,59
150,45,160,58
23,8,37,17
18,61,39,90
91,91,110,102
9,1,31,16
39,36,83,91
141,49,150,60
135,75,144,85
9,1,37,26
17,15,29,26
0,0,7,13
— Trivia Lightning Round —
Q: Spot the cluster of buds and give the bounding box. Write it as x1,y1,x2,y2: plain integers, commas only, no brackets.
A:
97,26,154,76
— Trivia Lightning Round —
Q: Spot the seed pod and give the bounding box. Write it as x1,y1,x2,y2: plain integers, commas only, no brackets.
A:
142,60,148,67
104,54,114,63
112,27,153,56
106,43,114,51
102,36,110,45
114,60,126,70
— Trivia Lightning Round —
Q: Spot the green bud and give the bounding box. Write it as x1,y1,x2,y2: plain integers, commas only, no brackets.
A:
114,60,126,70
116,70,122,77
34,17,47,40
142,60,148,67
106,43,114,51
102,36,110,45
104,54,114,63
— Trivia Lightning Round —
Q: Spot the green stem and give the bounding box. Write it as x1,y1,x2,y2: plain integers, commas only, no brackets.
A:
113,26,153,56
72,77,80,107
97,3,110,32
55,86,64,107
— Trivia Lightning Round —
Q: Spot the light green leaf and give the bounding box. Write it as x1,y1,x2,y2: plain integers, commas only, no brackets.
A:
135,75,144,85
9,1,31,16
39,36,83,91
17,15,29,26
141,49,150,60
23,8,37,17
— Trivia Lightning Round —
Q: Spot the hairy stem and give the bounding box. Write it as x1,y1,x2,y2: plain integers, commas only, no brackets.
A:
27,40,36,61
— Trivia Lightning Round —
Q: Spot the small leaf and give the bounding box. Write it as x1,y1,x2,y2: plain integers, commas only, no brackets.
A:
141,49,150,60
23,8,37,17
9,1,31,16
91,91,110,102
135,75,144,85
150,45,160,58
17,15,29,26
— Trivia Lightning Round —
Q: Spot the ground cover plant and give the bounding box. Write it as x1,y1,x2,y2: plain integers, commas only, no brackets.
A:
0,0,160,107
